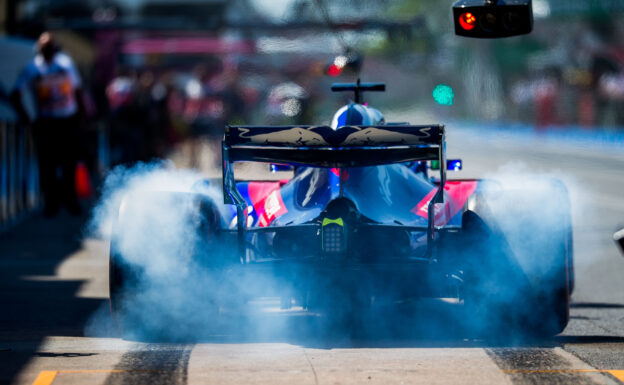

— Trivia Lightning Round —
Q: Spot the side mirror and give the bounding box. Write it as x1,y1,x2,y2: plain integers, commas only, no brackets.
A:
453,0,533,38
615,228,624,256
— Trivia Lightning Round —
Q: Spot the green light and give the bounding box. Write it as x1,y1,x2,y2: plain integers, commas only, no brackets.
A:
432,84,454,106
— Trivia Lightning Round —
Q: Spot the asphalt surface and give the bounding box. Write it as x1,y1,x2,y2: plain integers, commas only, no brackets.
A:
1,124,624,385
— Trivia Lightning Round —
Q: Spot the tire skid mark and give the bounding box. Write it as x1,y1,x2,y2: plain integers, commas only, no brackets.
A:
486,348,605,385
103,343,194,385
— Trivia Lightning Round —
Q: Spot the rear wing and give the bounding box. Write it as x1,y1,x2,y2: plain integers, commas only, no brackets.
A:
223,124,444,167
221,124,447,261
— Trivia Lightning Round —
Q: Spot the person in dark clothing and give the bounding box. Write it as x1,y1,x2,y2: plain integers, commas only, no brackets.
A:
10,32,85,216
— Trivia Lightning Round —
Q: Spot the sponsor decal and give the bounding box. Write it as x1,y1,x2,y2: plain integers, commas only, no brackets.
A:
247,182,288,227
258,190,288,227
230,125,442,147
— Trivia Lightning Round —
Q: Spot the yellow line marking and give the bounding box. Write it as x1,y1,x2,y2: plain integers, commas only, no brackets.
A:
608,371,624,382
503,369,624,383
32,371,57,385
31,369,166,385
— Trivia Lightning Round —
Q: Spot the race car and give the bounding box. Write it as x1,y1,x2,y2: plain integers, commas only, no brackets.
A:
109,80,573,338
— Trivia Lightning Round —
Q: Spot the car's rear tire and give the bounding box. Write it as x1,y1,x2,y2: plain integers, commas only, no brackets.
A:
108,191,224,340
460,180,571,338
459,210,533,338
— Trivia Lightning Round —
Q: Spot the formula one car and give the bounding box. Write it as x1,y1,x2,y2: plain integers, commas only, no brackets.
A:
109,80,573,338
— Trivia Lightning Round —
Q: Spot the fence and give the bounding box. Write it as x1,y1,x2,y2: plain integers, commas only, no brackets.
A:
0,107,39,228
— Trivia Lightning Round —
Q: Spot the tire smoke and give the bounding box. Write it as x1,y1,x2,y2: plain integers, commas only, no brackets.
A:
84,160,581,344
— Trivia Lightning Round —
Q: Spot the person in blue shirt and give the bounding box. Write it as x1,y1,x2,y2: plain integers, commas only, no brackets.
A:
10,32,86,216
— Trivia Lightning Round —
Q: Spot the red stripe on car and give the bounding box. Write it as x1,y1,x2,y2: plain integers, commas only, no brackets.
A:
411,181,478,226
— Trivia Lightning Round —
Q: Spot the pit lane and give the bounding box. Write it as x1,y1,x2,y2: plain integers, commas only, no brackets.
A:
2,124,624,385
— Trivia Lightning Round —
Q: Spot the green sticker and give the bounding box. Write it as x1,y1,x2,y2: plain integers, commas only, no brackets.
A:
322,217,344,227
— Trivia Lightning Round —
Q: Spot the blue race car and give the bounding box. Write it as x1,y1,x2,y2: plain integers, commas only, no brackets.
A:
110,81,573,338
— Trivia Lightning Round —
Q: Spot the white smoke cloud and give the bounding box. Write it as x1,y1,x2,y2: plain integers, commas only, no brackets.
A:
85,159,584,342
88,161,206,240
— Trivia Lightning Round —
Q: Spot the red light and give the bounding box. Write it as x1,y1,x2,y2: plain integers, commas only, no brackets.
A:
327,63,342,77
459,12,476,31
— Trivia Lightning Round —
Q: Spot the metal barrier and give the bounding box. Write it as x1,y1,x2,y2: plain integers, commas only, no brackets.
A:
0,37,42,228
0,114,40,228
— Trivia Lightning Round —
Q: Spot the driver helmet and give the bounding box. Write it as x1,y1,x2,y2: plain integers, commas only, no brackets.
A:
330,104,385,130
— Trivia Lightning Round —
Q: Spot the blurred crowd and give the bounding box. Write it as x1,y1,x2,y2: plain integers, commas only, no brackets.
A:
104,62,249,165
102,59,322,167
506,21,624,128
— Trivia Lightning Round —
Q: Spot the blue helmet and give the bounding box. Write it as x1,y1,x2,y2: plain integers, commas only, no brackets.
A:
330,104,385,130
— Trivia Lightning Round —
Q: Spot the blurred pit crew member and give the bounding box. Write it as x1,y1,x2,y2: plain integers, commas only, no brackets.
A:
10,32,85,216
